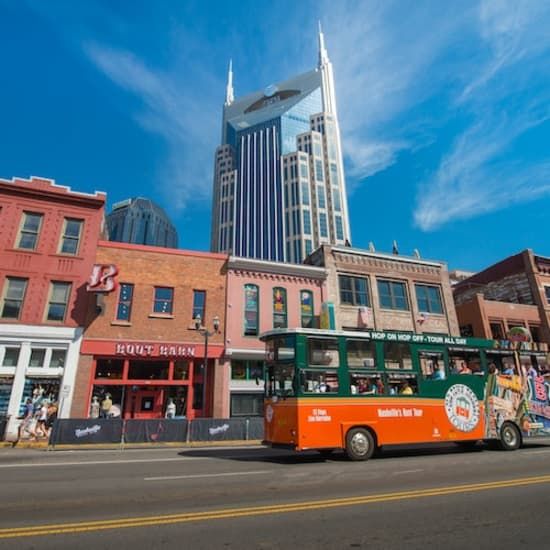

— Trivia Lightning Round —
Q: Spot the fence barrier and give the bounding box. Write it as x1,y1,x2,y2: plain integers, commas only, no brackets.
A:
47,417,264,447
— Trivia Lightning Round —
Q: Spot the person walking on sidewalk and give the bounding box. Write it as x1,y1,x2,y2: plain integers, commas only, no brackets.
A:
13,399,37,446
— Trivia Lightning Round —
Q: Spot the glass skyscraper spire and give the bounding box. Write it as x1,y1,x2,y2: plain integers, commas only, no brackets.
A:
211,26,351,263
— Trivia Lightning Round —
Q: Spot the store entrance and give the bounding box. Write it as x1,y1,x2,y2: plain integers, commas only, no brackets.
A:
127,388,163,419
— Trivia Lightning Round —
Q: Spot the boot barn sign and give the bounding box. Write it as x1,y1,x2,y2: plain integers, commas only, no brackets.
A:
115,343,196,358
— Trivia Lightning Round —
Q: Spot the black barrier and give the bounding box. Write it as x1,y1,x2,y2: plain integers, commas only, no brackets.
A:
190,418,249,442
124,419,188,443
0,417,7,441
47,417,264,446
247,418,264,440
50,418,123,446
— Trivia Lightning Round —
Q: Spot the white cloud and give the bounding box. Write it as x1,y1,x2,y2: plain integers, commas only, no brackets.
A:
415,1,550,230
84,41,220,210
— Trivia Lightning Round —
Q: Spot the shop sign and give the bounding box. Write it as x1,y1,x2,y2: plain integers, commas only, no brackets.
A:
115,343,196,358
87,264,119,292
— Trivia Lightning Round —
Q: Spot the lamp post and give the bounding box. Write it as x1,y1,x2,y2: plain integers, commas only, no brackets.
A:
194,314,220,417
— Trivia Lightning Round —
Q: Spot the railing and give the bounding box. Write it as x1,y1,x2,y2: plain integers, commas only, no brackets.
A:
47,417,264,447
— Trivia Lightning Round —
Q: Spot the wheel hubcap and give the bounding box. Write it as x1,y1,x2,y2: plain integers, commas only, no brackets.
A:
351,432,369,456
503,427,517,447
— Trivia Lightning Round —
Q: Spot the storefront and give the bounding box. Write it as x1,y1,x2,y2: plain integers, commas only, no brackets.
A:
80,339,224,420
0,324,83,440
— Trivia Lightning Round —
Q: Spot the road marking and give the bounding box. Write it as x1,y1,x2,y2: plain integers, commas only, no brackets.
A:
144,470,272,481
0,457,201,469
392,469,424,475
1,474,550,538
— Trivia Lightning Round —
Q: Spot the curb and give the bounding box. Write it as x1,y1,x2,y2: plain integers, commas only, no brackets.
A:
2,440,263,451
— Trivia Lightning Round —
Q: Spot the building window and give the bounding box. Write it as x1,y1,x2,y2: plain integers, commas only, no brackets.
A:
2,347,20,367
335,216,344,240
378,280,409,311
16,212,43,250
231,360,264,381
59,218,83,255
29,349,46,367
489,321,505,340
153,287,174,315
230,393,263,417
192,290,205,321
50,350,66,368
116,283,134,321
415,284,443,314
46,282,71,321
529,325,541,343
460,324,474,337
317,185,326,208
273,287,287,329
244,284,259,336
339,275,369,306
1,277,28,319
303,210,312,234
301,182,310,205
300,290,314,328
315,159,324,182
319,213,328,238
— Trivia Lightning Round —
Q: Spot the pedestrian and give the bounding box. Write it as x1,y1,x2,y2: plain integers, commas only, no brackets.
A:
45,402,58,438
13,398,36,446
36,401,49,438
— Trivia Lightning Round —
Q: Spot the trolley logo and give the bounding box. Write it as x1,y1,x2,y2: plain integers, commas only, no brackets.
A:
265,405,274,423
445,384,480,432
75,425,101,438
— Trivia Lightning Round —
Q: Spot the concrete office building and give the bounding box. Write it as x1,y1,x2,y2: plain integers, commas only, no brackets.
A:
106,197,178,249
211,26,351,263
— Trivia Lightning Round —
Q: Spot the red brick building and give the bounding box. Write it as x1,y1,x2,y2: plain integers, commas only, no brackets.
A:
454,249,550,356
74,242,227,420
0,176,105,438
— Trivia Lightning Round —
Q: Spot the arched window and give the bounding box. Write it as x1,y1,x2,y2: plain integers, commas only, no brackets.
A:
244,284,259,336
300,290,314,328
273,287,287,329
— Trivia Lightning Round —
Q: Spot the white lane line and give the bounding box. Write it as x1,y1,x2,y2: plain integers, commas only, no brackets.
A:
144,470,272,481
0,457,202,469
393,469,425,475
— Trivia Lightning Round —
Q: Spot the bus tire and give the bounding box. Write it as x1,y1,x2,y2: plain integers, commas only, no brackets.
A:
345,428,375,461
499,422,522,451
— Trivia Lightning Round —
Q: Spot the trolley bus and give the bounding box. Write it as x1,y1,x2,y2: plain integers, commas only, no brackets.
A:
261,328,550,460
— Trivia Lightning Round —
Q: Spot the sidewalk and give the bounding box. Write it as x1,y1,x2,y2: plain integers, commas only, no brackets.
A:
1,439,263,451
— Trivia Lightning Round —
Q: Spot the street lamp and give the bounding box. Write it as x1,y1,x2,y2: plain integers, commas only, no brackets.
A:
194,314,220,417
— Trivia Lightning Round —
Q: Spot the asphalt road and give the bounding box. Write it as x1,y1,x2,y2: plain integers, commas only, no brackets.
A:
0,442,549,549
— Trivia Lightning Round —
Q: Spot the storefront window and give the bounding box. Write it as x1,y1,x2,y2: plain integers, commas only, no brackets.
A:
231,362,246,379
173,360,189,380
0,377,12,415
20,378,60,415
128,360,169,380
95,359,124,379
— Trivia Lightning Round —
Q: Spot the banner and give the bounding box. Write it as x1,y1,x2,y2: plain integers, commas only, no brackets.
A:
190,418,247,441
50,418,123,446
123,419,188,443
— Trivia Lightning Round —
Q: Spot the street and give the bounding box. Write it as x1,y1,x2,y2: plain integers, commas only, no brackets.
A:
0,442,549,549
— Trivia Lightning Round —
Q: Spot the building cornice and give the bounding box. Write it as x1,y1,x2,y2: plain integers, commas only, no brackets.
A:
228,256,327,280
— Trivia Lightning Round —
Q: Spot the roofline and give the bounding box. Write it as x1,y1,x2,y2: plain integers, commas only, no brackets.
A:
328,245,445,268
98,240,228,260
228,255,327,279
0,176,106,203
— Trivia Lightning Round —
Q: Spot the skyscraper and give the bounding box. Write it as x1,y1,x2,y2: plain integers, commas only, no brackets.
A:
106,197,178,248
210,26,351,263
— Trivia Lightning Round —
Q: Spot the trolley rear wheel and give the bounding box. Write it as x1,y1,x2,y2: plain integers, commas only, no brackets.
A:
345,428,375,461
499,422,521,451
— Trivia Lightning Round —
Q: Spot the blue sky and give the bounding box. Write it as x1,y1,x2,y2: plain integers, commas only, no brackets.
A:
1,0,549,272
